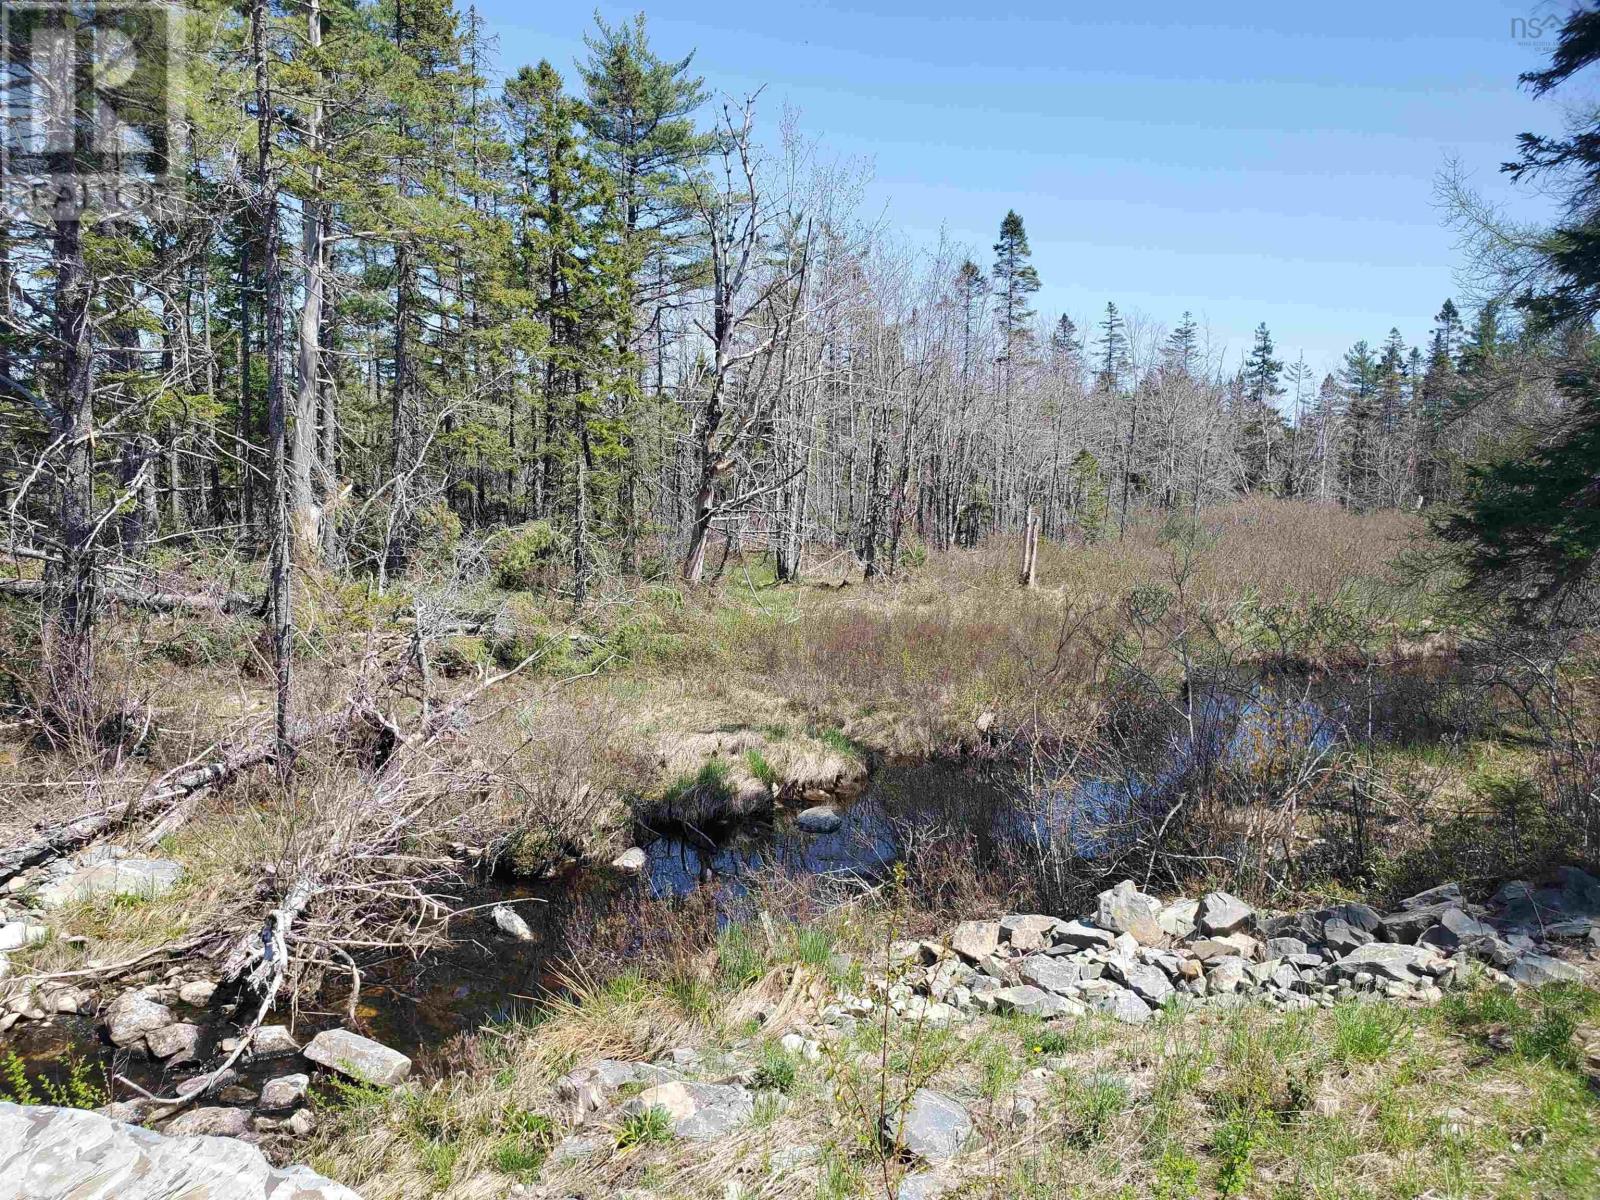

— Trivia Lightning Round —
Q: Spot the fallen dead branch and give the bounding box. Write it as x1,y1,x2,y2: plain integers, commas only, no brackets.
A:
0,576,262,616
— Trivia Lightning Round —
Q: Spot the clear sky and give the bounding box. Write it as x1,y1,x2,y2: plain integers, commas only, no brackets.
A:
470,0,1581,376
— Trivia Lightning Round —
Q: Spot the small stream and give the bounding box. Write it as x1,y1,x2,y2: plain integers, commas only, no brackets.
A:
7,659,1480,1101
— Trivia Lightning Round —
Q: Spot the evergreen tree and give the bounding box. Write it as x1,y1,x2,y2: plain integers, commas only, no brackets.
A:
1095,301,1129,393
1238,321,1285,491
1337,340,1380,508
991,211,1040,397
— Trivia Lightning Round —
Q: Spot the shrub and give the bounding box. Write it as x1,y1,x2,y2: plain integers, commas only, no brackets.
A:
491,521,560,591
434,635,489,677
751,1043,798,1094
616,1105,674,1148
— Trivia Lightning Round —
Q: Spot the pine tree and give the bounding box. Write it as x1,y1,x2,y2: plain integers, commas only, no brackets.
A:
991,211,1040,397
1337,340,1380,508
1238,322,1284,491
1095,302,1128,393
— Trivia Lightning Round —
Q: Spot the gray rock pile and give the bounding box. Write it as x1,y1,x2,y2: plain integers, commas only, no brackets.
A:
830,873,1596,1029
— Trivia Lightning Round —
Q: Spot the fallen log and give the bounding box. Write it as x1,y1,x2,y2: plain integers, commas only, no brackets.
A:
0,702,368,886
0,577,262,616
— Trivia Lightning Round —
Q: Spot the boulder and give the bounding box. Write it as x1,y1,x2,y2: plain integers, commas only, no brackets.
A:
0,1102,359,1198
1320,917,1374,955
1195,891,1253,937
1265,936,1308,959
1157,899,1199,939
796,805,843,833
1333,942,1439,983
1380,904,1459,944
1000,914,1062,953
989,984,1080,1018
1017,955,1082,995
1558,866,1600,915
164,1107,251,1139
303,1029,411,1087
557,1059,680,1118
0,921,48,952
1416,907,1496,953
611,847,648,873
621,1081,753,1140
949,920,1001,963
1188,934,1257,962
1052,919,1116,951
1507,953,1582,987
146,1023,201,1064
177,980,216,1008
248,1025,301,1057
1089,987,1152,1024
491,904,535,942
882,1089,971,1163
1205,955,1251,993
1398,883,1463,911
1104,959,1174,1006
1096,880,1164,945
38,858,184,909
260,1073,310,1110
103,991,175,1048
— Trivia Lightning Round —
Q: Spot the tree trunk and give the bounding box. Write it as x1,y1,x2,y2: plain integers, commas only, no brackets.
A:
290,0,325,561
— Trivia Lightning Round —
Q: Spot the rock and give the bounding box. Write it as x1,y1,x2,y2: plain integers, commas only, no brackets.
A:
492,904,535,942
989,985,1080,1019
1265,936,1308,959
949,920,1001,962
1398,882,1464,911
147,1022,202,1064
882,1089,971,1164
1205,956,1251,994
1507,953,1582,987
249,1025,301,1057
1189,935,1257,962
0,921,48,952
37,857,185,910
1558,866,1600,914
1334,943,1440,983
1381,903,1460,944
104,991,175,1048
303,1029,411,1087
1157,899,1199,939
621,1081,753,1140
164,1106,252,1139
1089,987,1152,1024
1416,907,1497,953
612,847,648,873
557,1060,679,1118
551,1133,604,1164
0,1102,358,1198
1105,960,1175,1006
780,1033,821,1062
1320,917,1374,955
999,914,1062,953
1052,919,1116,951
1096,880,1165,945
177,980,216,1007
1017,955,1082,995
1195,891,1253,937
286,1109,317,1138
260,1073,310,1110
898,1172,953,1200
796,805,843,833
176,1070,236,1098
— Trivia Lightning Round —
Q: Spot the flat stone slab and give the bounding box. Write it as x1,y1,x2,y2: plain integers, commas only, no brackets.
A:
883,1089,971,1163
38,858,184,909
0,1100,360,1198
303,1029,411,1087
1334,942,1440,982
621,1081,752,1140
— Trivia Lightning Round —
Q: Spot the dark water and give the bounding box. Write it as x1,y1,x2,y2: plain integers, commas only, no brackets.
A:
7,661,1474,1098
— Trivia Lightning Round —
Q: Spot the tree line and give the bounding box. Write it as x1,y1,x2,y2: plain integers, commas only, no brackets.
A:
0,2,1584,731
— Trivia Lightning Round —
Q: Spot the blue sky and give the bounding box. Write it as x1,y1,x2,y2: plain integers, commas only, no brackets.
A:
472,0,1580,375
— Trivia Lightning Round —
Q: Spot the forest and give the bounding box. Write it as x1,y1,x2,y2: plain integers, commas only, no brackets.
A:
1,4,1599,1200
